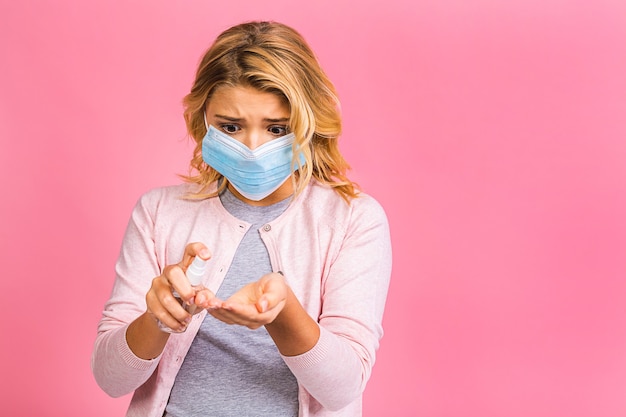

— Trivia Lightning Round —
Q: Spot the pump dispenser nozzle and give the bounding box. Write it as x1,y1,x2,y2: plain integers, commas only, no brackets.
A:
186,256,207,286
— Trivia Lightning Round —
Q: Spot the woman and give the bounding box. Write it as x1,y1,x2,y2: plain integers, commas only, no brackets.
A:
92,21,392,417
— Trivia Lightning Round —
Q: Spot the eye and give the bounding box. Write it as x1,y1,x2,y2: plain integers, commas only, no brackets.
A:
220,124,240,134
268,125,289,136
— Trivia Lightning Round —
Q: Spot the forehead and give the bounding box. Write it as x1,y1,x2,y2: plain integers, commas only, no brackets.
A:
206,85,290,118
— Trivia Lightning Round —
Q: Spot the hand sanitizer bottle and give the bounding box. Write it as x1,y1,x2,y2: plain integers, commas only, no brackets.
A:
157,256,207,333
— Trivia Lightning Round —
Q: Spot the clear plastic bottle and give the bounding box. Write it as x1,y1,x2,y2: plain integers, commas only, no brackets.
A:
157,256,207,333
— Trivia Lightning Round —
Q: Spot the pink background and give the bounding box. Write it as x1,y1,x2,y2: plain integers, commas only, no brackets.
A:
1,1,625,416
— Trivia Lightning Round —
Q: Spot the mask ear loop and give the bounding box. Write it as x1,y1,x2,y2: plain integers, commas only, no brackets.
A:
203,108,229,193
203,111,210,131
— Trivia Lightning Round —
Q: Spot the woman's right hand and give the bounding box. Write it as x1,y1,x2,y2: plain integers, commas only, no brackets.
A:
126,242,213,359
145,242,213,332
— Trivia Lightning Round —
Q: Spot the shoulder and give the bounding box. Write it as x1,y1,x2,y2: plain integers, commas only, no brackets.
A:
136,183,211,209
131,183,217,224
299,180,389,229
137,183,199,203
309,180,386,212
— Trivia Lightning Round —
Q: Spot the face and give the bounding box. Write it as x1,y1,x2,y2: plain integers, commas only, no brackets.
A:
204,85,294,205
205,85,291,150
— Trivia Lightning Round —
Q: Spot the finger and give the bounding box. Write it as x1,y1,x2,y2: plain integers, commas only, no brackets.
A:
255,274,288,313
163,263,195,302
150,306,190,332
146,281,190,331
220,300,283,327
180,242,212,269
208,307,263,329
207,308,239,325
194,288,219,309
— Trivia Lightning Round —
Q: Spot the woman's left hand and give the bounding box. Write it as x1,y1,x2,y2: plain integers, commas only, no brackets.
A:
204,272,288,329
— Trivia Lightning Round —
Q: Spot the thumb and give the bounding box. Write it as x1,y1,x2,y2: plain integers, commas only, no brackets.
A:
255,273,287,313
256,297,270,313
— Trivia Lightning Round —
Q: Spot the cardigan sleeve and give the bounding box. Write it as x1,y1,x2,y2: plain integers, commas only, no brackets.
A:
281,195,392,410
91,190,164,397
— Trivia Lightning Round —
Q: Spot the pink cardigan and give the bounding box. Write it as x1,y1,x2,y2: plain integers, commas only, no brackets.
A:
92,180,392,416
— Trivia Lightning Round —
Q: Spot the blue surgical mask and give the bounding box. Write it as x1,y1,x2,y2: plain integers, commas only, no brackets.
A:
201,116,305,201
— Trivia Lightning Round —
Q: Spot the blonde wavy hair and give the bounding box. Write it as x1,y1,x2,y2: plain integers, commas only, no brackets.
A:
181,21,358,202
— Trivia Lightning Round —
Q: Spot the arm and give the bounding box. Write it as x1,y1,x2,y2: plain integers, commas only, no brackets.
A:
264,286,320,356
91,191,213,397
280,196,392,410
91,193,163,397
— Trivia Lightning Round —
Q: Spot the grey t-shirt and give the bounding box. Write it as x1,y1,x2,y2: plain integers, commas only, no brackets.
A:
165,188,298,417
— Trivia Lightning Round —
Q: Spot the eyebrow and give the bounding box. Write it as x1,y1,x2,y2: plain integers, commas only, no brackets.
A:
214,114,290,123
214,114,241,122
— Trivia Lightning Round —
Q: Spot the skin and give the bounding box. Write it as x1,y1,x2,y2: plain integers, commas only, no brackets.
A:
126,85,321,360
